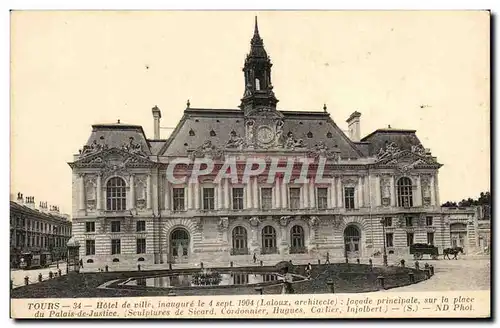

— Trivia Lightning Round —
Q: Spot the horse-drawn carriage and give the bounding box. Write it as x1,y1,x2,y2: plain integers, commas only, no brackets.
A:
410,243,439,260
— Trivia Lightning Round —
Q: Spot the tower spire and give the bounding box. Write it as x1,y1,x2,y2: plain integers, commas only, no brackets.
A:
240,17,278,112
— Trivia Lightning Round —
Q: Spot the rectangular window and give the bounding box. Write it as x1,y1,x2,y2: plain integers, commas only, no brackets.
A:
85,221,95,233
317,188,328,209
383,217,392,227
406,233,414,247
261,188,273,210
426,216,433,226
344,187,355,209
111,221,121,233
111,239,121,255
203,188,215,210
232,188,244,210
172,188,185,211
386,233,394,247
427,232,434,245
405,217,413,227
136,220,146,232
289,188,301,209
136,238,146,254
86,240,95,255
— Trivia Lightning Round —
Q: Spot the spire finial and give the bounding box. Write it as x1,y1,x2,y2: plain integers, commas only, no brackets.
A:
254,16,259,36
186,99,190,108
323,103,327,112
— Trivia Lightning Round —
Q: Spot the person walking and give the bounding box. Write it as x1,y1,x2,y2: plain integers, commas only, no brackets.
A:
325,252,330,264
253,252,257,264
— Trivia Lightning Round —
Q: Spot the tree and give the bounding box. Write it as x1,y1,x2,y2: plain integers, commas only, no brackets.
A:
441,191,490,207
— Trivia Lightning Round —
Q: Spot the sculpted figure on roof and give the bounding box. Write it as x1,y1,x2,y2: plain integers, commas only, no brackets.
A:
226,131,246,149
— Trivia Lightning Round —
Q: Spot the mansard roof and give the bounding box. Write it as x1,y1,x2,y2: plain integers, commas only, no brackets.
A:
360,128,423,156
159,107,364,158
83,123,152,156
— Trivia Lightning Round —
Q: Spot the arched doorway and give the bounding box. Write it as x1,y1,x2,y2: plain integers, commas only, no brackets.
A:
344,225,361,258
261,226,277,254
232,226,248,255
170,228,190,263
290,225,306,254
450,223,467,249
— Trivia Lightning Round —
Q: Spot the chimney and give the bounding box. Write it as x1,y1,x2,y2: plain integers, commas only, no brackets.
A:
49,205,60,215
346,111,361,142
152,105,162,139
16,192,24,205
39,201,49,213
25,196,36,210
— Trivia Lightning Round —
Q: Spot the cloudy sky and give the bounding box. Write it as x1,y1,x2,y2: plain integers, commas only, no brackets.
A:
11,11,490,214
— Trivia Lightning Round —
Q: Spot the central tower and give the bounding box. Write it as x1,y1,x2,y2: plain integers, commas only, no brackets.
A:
239,17,279,113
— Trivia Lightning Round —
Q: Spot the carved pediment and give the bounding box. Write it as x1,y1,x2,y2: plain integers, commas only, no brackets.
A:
307,142,340,161
70,148,154,178
376,143,439,170
190,140,225,160
377,150,439,172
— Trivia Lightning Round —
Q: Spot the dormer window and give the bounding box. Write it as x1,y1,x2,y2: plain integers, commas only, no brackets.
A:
307,132,313,138
210,130,216,137
326,132,333,138
189,129,195,136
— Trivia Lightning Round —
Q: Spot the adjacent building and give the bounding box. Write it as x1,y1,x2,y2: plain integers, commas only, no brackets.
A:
68,18,482,268
10,193,73,267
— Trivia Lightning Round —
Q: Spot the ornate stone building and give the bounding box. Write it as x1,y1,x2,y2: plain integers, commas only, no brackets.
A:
10,193,72,267
69,19,451,267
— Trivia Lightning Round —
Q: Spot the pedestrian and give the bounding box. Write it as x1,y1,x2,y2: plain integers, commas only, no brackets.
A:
305,262,312,279
253,252,257,264
325,252,330,264
415,261,420,270
79,259,83,268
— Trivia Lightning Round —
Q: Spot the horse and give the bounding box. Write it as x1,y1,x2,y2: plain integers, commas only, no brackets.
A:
443,247,464,260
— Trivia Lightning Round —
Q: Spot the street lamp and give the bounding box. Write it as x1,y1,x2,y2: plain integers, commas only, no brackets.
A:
380,218,388,266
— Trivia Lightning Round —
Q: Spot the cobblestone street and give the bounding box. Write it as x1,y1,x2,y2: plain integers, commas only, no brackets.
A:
380,257,490,292
10,262,68,289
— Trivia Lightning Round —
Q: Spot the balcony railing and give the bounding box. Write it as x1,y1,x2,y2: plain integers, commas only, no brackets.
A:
289,246,307,254
261,247,278,255
230,248,249,256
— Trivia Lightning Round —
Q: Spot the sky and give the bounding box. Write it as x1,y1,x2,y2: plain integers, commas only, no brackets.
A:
10,11,490,215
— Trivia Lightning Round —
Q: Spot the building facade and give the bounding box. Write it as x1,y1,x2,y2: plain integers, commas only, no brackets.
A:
70,19,470,267
10,193,73,267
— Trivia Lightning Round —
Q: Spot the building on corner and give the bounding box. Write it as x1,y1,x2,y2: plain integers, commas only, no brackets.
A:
69,18,459,269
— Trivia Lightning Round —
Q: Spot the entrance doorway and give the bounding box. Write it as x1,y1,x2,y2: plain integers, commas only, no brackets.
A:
170,228,190,263
344,225,361,258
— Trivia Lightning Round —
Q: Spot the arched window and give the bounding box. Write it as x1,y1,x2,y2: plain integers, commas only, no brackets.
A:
261,225,277,254
232,226,248,255
344,225,360,254
106,177,127,211
171,228,189,257
290,225,305,254
397,177,413,207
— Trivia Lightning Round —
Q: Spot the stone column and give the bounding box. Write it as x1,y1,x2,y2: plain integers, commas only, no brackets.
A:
390,176,396,206
246,181,252,209
327,182,332,208
224,178,230,210
252,177,259,209
187,182,193,210
415,175,422,206
303,180,309,209
274,178,281,208
430,175,436,206
281,177,287,208
358,176,364,208
79,174,85,210
330,177,336,208
336,177,343,208
217,180,223,210
164,178,170,210
128,174,135,209
194,180,200,210
434,174,440,206
309,178,316,208
146,174,152,209
96,173,102,210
